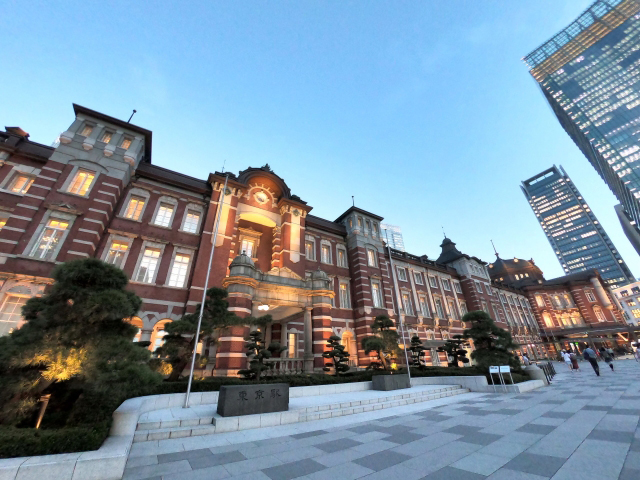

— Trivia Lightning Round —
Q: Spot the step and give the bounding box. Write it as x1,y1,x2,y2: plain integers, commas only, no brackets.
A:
133,385,468,442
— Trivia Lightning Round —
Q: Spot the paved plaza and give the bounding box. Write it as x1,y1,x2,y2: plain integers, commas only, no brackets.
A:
123,360,640,480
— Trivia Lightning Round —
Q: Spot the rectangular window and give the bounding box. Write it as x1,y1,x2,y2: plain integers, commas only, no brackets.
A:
535,295,545,307
105,241,128,268
30,219,69,260
288,333,297,358
434,298,445,318
371,280,383,308
240,238,255,257
135,248,161,283
486,286,492,296
459,301,468,316
153,203,174,227
454,282,462,294
481,300,489,313
9,175,34,194
100,131,113,143
0,295,28,336
442,279,451,291
429,276,437,288
182,210,200,233
475,281,483,293
321,244,331,264
586,291,596,302
339,283,350,309
397,267,407,282
632,309,640,319
337,248,347,268
402,293,413,316
448,299,457,319
419,297,429,316
0,217,7,230
124,196,145,221
67,170,95,196
595,308,606,322
120,137,132,149
168,254,190,288
80,124,93,137
414,272,423,285
367,249,376,267
305,239,315,261
329,278,335,307
627,299,637,307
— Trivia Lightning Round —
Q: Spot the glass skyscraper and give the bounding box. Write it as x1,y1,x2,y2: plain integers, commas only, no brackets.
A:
381,224,405,252
524,0,640,255
521,165,634,287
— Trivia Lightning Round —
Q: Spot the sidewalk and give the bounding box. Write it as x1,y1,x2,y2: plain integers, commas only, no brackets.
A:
122,360,640,480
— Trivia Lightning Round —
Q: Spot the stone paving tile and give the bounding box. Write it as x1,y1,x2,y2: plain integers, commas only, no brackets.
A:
423,466,487,479
122,460,192,480
486,468,550,479
541,411,572,419
459,432,504,446
516,423,556,435
189,450,245,469
451,451,511,475
352,450,411,471
314,437,362,453
164,465,229,480
157,448,213,464
623,450,640,470
528,416,565,427
304,461,374,480
384,431,425,445
262,458,326,480
587,429,636,443
444,425,482,435
224,455,284,476
503,452,565,477
290,430,329,439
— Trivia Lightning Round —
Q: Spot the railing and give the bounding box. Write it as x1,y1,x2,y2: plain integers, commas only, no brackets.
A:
263,357,305,375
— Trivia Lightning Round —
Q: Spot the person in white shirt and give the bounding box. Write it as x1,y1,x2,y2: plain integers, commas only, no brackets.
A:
562,350,573,371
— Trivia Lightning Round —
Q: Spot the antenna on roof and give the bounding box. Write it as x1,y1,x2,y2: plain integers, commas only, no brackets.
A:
127,109,137,123
222,159,226,174
491,239,499,258
441,226,446,238
352,196,355,207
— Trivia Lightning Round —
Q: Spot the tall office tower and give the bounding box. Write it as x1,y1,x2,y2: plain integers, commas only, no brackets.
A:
521,165,634,287
380,224,405,252
524,0,640,255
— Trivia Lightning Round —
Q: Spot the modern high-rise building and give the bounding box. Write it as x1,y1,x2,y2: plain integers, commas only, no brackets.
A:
521,165,634,287
524,0,640,255
380,224,405,251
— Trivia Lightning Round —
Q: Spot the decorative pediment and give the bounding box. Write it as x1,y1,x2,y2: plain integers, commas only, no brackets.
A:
266,266,303,281
45,202,82,215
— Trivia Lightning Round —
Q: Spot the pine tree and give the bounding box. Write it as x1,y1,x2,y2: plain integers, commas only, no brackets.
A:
437,335,470,367
156,287,245,381
408,335,427,370
322,335,351,376
361,315,400,370
0,258,160,426
238,316,286,380
462,310,521,373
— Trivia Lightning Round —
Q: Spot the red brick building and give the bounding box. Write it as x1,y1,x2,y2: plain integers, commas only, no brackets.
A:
0,105,631,374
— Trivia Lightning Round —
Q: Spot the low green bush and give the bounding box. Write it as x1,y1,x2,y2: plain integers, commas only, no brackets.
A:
0,425,109,458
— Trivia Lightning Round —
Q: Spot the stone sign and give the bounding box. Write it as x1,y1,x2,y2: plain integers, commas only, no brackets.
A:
216,383,289,417
372,374,411,391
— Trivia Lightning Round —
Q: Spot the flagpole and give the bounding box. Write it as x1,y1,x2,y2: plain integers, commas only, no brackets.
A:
184,173,229,408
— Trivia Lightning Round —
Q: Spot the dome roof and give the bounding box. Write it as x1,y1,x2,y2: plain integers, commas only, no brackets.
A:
436,237,464,264
230,252,255,268
311,268,329,280
488,256,544,287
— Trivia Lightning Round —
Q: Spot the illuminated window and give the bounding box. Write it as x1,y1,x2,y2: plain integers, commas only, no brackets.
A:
182,210,200,233
135,248,161,283
124,196,145,221
628,299,637,307
337,247,348,268
321,244,332,264
367,248,377,267
371,280,383,308
420,296,430,316
153,203,174,227
535,295,545,307
120,137,132,149
0,217,7,231
339,282,350,309
80,124,93,137
167,254,190,288
288,332,298,358
402,293,413,316
153,329,167,351
594,306,606,322
30,219,69,260
240,238,255,257
305,238,316,261
397,267,407,282
105,241,128,268
100,131,113,143
632,309,640,319
542,311,553,327
0,295,28,336
9,174,34,194
67,170,95,196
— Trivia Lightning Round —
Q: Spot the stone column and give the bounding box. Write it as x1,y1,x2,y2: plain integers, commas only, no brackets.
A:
591,277,613,310
312,304,332,371
140,329,153,343
265,323,272,346
304,307,314,372
280,321,287,357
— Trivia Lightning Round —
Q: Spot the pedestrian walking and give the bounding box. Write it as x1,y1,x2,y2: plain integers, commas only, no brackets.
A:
570,351,580,372
522,353,530,366
635,348,640,362
606,347,615,360
562,350,573,371
599,348,614,372
583,345,600,376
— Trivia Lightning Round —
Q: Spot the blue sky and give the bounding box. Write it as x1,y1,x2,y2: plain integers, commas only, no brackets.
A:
5,0,635,279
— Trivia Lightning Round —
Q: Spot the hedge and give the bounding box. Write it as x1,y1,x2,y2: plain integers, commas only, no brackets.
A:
0,424,109,458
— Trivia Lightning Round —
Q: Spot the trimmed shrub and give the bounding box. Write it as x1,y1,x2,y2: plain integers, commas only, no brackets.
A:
0,425,109,458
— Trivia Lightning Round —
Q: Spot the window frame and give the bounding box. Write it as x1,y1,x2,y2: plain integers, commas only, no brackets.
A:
402,292,414,316
7,173,35,195
305,236,316,261
320,240,332,265
397,267,408,282
179,203,204,234
336,245,348,268
24,210,76,262
165,247,194,288
371,279,383,308
434,296,445,318
119,187,151,222
151,195,178,228
414,272,423,285
366,248,377,267
102,235,133,269
585,291,596,302
66,168,97,197
453,281,462,294
442,278,451,291
0,294,29,336
419,296,430,317
132,240,166,285
428,275,437,288
339,281,351,309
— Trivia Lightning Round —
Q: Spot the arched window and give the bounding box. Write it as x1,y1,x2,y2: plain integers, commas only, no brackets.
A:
542,311,554,328
127,316,143,342
151,319,171,351
341,331,356,366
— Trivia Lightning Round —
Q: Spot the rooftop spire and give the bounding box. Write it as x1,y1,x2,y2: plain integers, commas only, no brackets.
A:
491,239,499,258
